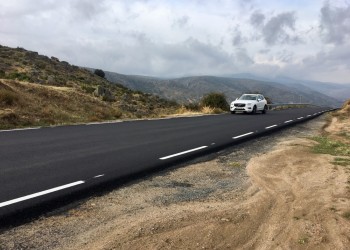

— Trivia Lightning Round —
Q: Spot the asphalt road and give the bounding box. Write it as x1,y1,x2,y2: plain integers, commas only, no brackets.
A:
0,107,333,220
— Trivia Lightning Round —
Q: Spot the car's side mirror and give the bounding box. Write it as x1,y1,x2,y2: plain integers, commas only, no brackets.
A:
257,99,261,102
235,98,238,100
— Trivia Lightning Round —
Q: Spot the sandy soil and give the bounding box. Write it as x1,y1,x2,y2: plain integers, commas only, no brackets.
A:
1,113,349,250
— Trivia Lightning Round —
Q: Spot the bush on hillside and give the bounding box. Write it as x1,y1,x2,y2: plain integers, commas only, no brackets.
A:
201,92,229,111
185,102,201,111
0,89,19,106
8,72,31,81
94,69,105,78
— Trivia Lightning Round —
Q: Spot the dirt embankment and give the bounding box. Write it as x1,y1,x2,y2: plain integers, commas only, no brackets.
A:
1,111,349,249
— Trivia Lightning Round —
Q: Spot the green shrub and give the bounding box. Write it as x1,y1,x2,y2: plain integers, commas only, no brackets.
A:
82,85,96,94
8,72,31,81
201,92,229,111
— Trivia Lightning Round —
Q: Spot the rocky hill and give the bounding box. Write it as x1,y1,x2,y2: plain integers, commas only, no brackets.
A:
105,72,342,107
0,45,179,129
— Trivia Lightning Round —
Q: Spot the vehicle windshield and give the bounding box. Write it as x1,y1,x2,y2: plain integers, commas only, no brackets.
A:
238,95,257,101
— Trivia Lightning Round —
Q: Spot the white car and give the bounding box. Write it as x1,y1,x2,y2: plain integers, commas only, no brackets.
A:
230,94,268,114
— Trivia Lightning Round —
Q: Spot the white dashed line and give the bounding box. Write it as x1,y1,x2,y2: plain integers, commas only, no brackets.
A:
307,115,311,117
93,174,105,178
233,132,254,139
0,181,85,208
160,146,208,160
265,125,278,129
297,117,304,120
284,120,293,123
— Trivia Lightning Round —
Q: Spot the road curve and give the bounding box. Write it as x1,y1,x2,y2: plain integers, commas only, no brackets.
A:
0,107,334,220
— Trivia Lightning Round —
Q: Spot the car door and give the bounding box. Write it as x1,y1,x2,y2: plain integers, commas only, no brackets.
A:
257,95,264,110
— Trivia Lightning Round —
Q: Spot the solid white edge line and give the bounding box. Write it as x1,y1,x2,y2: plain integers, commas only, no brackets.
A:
265,125,278,129
233,132,254,139
284,120,293,123
0,181,85,208
0,127,41,133
86,121,123,125
160,146,208,160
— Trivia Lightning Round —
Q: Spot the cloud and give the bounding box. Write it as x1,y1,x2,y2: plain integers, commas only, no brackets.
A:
73,37,238,77
0,0,349,83
249,10,302,45
172,15,190,29
70,0,107,20
262,12,299,45
320,2,350,45
250,11,265,27
232,26,245,46
234,48,254,65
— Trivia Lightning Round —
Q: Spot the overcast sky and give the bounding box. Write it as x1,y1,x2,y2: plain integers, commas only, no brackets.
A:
1,0,350,83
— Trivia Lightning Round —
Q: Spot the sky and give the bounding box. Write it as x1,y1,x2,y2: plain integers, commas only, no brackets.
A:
1,0,350,84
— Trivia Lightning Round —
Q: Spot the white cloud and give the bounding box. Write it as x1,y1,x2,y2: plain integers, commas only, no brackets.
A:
320,2,350,45
0,0,349,83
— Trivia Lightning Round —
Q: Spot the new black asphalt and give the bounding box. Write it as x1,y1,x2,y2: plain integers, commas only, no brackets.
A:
0,107,333,223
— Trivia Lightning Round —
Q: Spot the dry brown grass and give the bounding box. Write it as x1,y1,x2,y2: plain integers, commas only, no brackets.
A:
0,80,123,129
341,99,350,113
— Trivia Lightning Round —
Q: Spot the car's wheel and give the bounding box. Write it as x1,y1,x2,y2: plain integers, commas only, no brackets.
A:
262,105,267,114
252,105,257,114
231,111,235,114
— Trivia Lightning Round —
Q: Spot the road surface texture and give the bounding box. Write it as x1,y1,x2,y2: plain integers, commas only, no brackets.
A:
1,112,349,249
0,107,332,220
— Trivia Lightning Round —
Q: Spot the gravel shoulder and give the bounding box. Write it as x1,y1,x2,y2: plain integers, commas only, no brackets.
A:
1,113,349,249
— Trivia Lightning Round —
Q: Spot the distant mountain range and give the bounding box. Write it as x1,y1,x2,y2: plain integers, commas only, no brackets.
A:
229,73,350,102
104,71,347,107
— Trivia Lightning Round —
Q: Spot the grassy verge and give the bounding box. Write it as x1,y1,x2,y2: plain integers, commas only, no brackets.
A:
310,136,350,157
309,102,350,223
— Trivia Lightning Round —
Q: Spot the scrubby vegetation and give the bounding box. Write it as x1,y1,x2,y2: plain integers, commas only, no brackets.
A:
94,69,105,78
0,45,180,129
311,99,350,167
200,92,229,112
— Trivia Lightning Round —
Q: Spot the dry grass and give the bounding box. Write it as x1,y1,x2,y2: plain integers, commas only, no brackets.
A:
201,106,223,114
0,80,124,129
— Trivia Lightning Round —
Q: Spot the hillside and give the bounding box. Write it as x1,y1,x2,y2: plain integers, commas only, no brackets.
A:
229,73,350,102
105,72,342,107
0,45,179,129
272,76,350,102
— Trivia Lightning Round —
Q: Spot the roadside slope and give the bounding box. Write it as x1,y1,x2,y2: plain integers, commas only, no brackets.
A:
0,45,179,129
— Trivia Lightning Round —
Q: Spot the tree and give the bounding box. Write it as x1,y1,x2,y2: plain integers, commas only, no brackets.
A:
94,69,105,78
201,92,229,111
